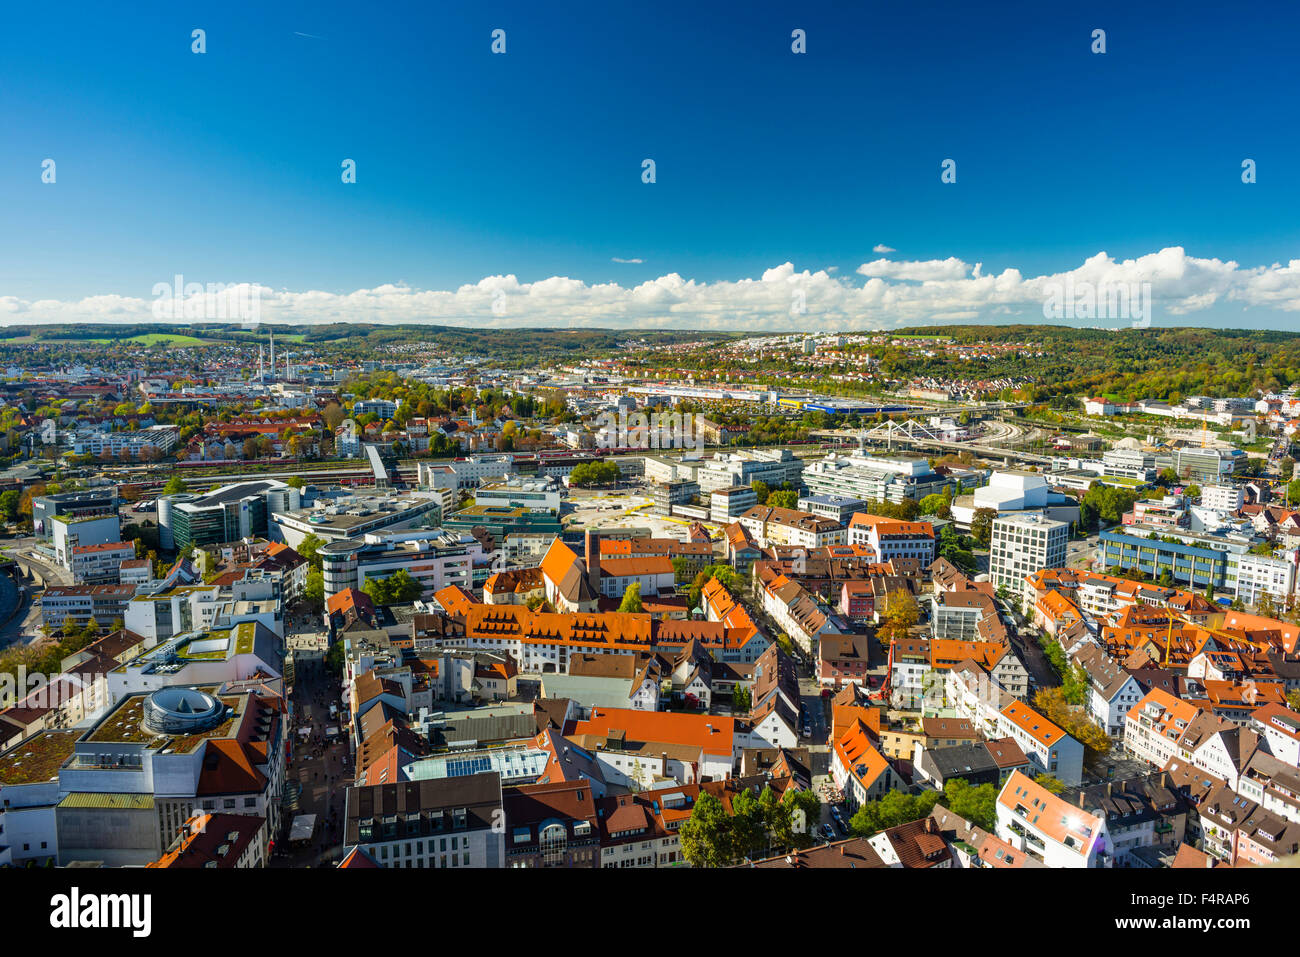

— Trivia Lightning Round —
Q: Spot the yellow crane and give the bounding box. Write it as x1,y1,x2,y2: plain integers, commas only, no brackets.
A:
1164,609,1271,666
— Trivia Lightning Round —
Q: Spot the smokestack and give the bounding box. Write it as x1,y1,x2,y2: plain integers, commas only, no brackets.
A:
661,751,668,777
585,529,601,597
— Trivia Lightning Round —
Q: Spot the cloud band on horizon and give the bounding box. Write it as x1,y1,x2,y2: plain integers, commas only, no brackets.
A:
4,247,1300,331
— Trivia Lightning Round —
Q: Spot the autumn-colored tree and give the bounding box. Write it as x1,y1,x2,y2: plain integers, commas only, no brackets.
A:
1035,774,1066,795
1034,686,1112,757
877,589,919,644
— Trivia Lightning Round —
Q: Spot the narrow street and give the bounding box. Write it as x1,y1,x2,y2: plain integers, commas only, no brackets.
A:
271,634,353,869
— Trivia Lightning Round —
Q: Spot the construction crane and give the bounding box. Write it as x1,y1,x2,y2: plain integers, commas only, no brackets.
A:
1163,609,1272,667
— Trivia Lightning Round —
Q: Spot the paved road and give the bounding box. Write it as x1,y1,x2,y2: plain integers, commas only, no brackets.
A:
1009,624,1059,693
13,541,72,587
0,574,40,650
1068,535,1100,569
796,666,830,744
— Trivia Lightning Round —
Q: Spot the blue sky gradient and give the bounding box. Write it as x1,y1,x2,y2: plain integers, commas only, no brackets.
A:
2,0,1299,330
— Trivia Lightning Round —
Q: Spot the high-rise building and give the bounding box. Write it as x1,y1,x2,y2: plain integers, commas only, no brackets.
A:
989,513,1068,601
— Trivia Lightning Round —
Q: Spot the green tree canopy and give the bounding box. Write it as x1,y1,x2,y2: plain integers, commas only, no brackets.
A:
767,489,799,510
849,789,941,838
297,533,326,570
969,507,998,548
942,778,997,831
303,568,324,608
617,582,644,613
362,568,423,605
679,793,737,867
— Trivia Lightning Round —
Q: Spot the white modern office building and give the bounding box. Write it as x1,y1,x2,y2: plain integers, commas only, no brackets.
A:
694,449,805,494
801,452,950,504
989,513,1069,601
319,531,485,600
51,513,122,569
1200,484,1245,512
951,471,1081,529
1234,550,1298,607
417,454,515,490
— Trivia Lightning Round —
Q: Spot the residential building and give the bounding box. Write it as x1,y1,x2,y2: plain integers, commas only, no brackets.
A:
502,780,600,868
995,771,1111,868
39,584,138,630
739,505,845,549
342,772,504,868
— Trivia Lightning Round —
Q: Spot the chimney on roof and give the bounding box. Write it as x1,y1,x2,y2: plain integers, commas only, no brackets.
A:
661,751,668,777
1076,790,1085,807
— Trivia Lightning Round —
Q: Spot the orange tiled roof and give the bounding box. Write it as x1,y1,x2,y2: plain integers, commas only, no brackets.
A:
570,706,734,758
997,771,1104,857
833,718,891,791
434,584,479,617
1000,701,1067,748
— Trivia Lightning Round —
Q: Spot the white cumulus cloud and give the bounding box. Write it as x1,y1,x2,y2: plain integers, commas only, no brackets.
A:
5,247,1300,332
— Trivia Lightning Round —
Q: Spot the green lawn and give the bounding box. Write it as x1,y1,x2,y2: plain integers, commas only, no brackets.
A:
44,332,212,346
123,333,211,345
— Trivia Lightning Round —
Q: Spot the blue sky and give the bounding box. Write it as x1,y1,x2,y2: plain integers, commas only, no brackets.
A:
2,0,1300,331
